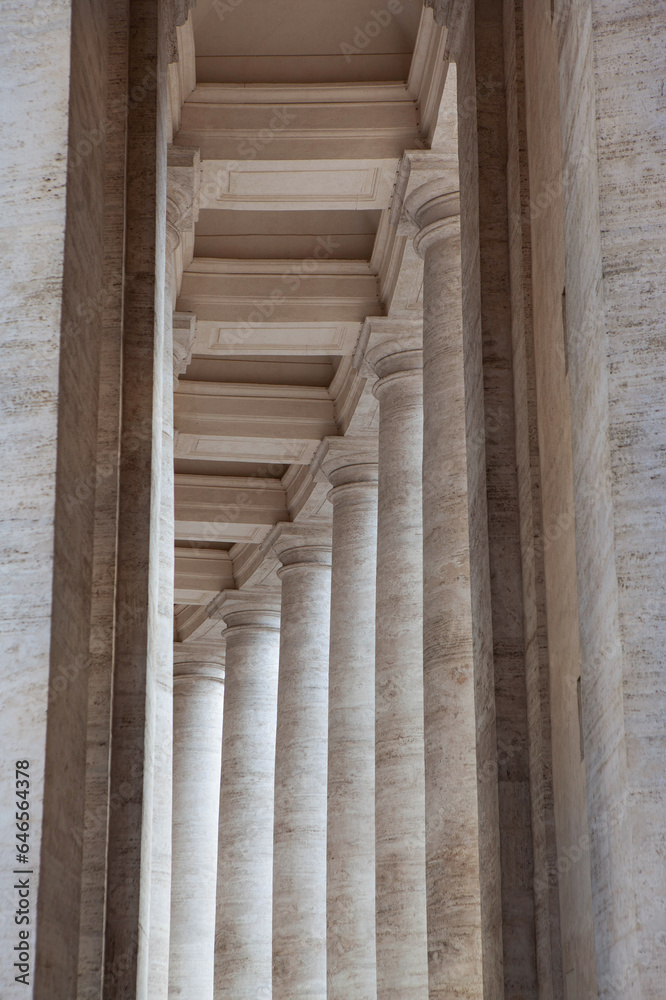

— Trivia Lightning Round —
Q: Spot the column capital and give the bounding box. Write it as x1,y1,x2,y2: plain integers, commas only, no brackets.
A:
390,151,460,256
167,144,202,290
276,545,332,577
166,145,202,245
365,331,423,401
269,522,332,570
208,587,282,631
316,437,378,492
173,641,225,683
356,316,423,392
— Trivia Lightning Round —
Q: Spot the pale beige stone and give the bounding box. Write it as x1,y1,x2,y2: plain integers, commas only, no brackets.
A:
365,324,429,1000
169,646,224,1000
272,538,332,1000
323,446,378,1000
214,593,280,1000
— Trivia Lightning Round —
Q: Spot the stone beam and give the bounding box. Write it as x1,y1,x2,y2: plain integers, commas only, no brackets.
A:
175,82,422,161
177,259,382,326
175,474,289,545
174,548,234,605
174,381,339,465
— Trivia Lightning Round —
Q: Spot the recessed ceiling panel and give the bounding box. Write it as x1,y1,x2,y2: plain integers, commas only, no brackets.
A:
193,0,422,84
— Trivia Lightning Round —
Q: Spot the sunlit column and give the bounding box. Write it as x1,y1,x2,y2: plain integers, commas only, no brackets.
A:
272,536,332,1000
169,644,225,1000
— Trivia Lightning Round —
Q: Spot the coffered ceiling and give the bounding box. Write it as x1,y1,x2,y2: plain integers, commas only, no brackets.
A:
169,0,452,625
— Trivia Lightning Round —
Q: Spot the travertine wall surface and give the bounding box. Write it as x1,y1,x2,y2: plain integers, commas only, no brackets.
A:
522,5,599,998
593,8,666,998
560,4,666,997
0,0,74,993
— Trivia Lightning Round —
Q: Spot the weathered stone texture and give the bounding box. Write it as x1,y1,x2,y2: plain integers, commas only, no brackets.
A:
170,648,224,1000
368,335,429,1000
456,7,505,995
326,462,378,1000
521,4,600,997
504,2,564,996
0,0,73,993
216,607,279,1000
590,5,665,996
273,545,331,1000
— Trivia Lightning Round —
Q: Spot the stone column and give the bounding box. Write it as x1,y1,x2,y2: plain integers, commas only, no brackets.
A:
272,534,332,1000
215,593,281,1000
404,174,485,998
323,445,378,1000
366,329,429,1000
169,645,225,1000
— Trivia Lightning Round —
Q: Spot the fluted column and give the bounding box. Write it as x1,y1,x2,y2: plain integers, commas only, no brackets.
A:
169,645,225,1000
215,594,281,1000
405,174,485,998
366,330,429,1000
323,446,378,1000
272,537,332,1000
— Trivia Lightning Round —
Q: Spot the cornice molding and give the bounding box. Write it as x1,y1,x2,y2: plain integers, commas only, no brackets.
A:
408,7,449,147
423,0,466,58
188,82,414,105
167,16,196,139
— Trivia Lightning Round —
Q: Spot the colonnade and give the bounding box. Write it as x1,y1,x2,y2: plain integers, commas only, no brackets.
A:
168,173,485,1000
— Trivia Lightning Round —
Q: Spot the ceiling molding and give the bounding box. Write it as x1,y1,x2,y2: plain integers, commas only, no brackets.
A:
174,381,339,465
177,260,382,324
175,89,422,160
199,158,398,213
175,473,289,544
174,548,234,605
189,81,415,105
192,320,361,358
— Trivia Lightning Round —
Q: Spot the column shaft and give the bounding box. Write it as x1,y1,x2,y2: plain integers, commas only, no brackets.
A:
372,346,429,1000
169,652,225,1000
420,220,485,998
273,545,332,1000
326,468,378,1000
216,609,280,1000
